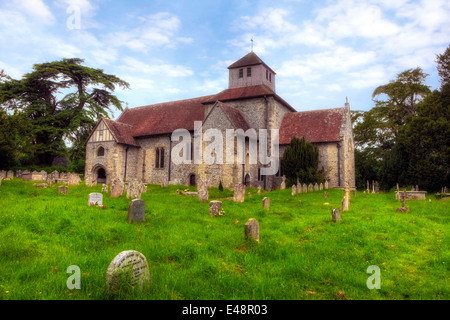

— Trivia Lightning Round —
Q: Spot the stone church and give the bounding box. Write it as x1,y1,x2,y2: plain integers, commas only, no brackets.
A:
84,52,355,189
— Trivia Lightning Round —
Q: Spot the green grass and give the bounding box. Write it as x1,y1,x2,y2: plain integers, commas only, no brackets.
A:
0,179,448,300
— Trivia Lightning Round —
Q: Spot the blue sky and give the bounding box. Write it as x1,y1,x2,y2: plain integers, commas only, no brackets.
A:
1,0,449,118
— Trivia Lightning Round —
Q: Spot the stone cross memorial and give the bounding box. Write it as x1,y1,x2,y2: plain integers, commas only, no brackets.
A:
106,250,150,294
88,193,103,206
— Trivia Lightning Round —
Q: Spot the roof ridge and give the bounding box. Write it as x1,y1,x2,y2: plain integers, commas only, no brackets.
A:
291,107,344,114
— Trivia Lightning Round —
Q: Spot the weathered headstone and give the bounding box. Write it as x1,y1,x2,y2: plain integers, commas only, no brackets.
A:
34,183,48,189
110,177,124,198
342,185,350,212
102,184,109,193
127,180,141,199
396,189,410,213
128,199,145,223
89,193,103,206
314,183,319,191
58,185,68,195
372,180,375,194
257,186,261,195
297,179,301,193
262,197,270,210
67,173,81,186
319,183,323,190
0,170,6,180
233,183,245,203
244,218,259,242
308,183,313,192
106,250,150,294
291,184,296,196
209,200,222,217
280,176,286,190
197,178,209,202
6,170,13,180
332,208,341,223
325,180,329,190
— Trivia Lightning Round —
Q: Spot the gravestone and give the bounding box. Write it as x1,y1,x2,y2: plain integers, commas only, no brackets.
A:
374,181,379,193
257,186,261,195
303,183,307,193
197,178,209,202
106,250,150,294
297,179,301,193
244,218,259,242
34,183,48,188
280,176,286,190
58,185,68,195
67,173,81,186
291,184,296,196
342,185,350,212
332,208,341,223
0,170,6,180
233,183,245,203
209,201,222,217
40,170,48,181
314,183,319,191
15,170,23,179
396,189,410,213
325,180,329,190
367,180,370,193
262,197,270,210
128,199,145,223
319,183,323,190
110,177,124,198
6,170,13,179
127,180,141,199
89,193,103,206
308,183,313,192
372,180,375,194
102,184,109,193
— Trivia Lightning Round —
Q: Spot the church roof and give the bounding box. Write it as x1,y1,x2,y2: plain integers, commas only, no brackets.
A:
215,101,251,131
203,84,296,112
117,95,214,137
102,118,140,147
279,108,344,144
228,52,276,74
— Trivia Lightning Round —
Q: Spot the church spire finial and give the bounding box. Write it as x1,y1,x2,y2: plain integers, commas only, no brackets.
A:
251,37,254,52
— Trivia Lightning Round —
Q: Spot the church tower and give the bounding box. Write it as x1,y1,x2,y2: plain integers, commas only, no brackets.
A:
227,52,276,92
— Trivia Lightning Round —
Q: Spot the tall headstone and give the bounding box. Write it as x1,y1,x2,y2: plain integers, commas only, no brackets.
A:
280,176,286,190
332,208,341,223
342,184,350,212
303,183,307,193
308,183,313,192
319,183,323,190
6,170,13,179
197,178,209,202
325,180,329,190
314,183,319,191
262,197,270,210
58,185,68,195
89,193,103,206
209,201,222,217
297,179,301,193
106,250,150,294
291,184,296,196
110,177,124,198
233,183,245,203
128,199,145,223
244,218,259,242
257,186,261,195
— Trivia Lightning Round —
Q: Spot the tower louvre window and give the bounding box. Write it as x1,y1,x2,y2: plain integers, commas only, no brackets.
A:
247,67,252,77
239,68,243,78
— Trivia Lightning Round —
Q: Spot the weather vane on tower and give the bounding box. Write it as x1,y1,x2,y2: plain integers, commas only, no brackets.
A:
251,37,254,52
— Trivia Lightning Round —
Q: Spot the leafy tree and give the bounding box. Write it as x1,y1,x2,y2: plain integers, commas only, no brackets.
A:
0,58,129,166
281,136,325,187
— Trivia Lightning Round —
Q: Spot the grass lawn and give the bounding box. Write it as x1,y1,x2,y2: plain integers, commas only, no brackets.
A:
0,179,448,300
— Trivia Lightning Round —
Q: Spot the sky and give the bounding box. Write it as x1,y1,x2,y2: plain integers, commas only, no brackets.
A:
0,0,449,118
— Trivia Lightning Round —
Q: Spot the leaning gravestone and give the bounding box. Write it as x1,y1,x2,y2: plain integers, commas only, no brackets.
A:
262,197,270,210
209,201,222,217
197,178,209,202
244,218,260,242
128,199,145,223
88,193,103,206
58,185,68,195
291,184,296,196
233,183,245,203
110,177,124,198
106,250,150,294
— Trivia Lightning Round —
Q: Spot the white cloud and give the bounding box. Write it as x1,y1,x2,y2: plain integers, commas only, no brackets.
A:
12,0,55,24
120,57,194,78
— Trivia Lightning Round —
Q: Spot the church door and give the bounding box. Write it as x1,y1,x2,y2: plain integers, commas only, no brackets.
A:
97,168,106,184
189,174,196,186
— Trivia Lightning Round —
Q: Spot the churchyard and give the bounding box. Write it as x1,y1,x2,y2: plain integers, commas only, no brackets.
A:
0,178,448,300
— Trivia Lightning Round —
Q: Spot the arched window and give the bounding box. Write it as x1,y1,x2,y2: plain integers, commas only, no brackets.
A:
97,146,105,157
155,147,165,168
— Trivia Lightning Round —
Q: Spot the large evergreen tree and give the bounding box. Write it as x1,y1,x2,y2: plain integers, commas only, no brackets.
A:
0,58,129,166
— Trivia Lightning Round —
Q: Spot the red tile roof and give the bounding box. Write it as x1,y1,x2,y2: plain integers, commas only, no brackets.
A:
228,52,276,74
117,95,215,137
103,118,140,147
203,85,296,112
279,108,344,144
215,101,251,131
